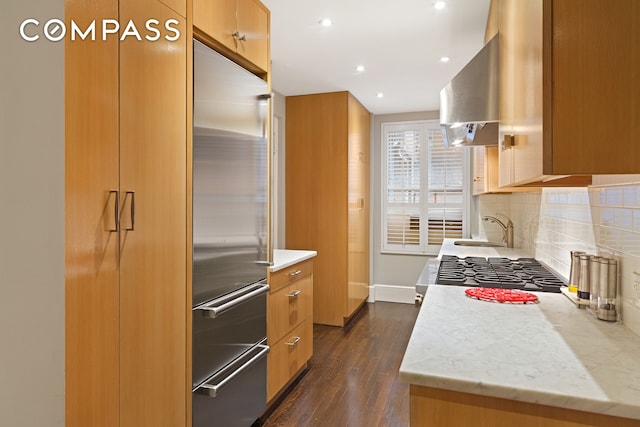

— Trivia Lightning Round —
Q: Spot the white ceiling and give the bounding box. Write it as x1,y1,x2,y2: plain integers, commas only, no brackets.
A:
261,0,491,115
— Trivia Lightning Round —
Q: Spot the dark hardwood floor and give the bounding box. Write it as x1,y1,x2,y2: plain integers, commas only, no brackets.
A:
260,302,419,427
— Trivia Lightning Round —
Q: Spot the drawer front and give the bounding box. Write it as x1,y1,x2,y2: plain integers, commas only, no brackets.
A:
267,319,313,401
268,275,312,342
269,259,313,292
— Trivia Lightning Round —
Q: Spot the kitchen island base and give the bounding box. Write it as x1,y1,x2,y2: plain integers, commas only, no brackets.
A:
410,385,638,427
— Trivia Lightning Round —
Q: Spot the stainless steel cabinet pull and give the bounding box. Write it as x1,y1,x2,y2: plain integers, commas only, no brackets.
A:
109,190,119,232
289,270,302,277
285,337,301,347
287,290,301,298
125,191,135,231
232,31,247,41
195,344,269,398
196,283,270,319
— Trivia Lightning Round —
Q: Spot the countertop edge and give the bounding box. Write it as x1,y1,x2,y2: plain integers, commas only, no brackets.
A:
270,249,317,272
398,369,639,421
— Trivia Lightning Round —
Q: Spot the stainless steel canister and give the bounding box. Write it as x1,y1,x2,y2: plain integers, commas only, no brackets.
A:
597,258,618,322
577,254,591,303
589,256,601,312
569,251,586,292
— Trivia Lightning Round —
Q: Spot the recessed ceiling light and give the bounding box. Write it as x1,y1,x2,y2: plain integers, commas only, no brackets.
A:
434,1,446,10
356,65,365,72
440,56,450,63
376,93,384,98
320,18,333,27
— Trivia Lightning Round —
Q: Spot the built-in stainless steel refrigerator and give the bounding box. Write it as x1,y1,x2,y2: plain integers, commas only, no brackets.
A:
191,39,271,427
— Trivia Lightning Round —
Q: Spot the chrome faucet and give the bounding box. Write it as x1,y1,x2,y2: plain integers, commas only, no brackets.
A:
481,214,514,248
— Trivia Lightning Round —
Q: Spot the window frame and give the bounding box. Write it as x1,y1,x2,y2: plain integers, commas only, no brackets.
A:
380,119,471,255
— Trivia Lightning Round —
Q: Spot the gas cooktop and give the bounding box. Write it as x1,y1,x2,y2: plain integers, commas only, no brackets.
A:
436,255,565,293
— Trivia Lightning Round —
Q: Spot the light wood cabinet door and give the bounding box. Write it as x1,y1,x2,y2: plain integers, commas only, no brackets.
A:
547,0,640,175
347,94,370,315
236,0,270,73
193,0,237,52
119,1,188,425
267,319,313,401
498,0,543,186
472,146,487,195
65,0,120,425
268,274,312,342
194,0,270,73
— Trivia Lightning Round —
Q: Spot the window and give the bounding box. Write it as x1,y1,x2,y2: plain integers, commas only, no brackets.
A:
381,120,468,254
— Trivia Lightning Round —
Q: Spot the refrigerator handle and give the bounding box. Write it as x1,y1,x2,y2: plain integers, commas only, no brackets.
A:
194,344,269,398
195,283,270,319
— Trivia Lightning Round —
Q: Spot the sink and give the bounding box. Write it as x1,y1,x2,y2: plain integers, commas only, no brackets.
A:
453,240,505,247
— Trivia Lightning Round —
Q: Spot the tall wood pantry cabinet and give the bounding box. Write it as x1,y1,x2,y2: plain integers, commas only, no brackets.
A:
285,91,370,327
65,0,191,425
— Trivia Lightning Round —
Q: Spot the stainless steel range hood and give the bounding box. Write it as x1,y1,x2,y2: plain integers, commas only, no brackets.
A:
440,34,499,147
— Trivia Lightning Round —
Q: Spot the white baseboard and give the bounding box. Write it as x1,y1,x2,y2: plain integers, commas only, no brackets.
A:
368,284,415,304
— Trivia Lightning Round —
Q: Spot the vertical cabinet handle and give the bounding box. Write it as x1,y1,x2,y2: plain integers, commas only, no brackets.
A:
125,191,135,231
109,190,120,232
232,31,247,41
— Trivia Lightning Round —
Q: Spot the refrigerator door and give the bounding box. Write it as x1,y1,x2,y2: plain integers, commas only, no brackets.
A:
193,40,270,306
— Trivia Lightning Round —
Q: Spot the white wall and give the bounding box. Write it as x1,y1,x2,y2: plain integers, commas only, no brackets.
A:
1,1,65,426
370,111,439,303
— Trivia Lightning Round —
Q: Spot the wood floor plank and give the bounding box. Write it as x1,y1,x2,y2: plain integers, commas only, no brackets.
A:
261,302,419,427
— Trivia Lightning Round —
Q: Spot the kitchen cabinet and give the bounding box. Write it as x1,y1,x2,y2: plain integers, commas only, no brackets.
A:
410,386,637,427
65,0,191,425
267,259,314,402
472,146,540,195
494,0,639,187
286,91,370,327
193,0,270,75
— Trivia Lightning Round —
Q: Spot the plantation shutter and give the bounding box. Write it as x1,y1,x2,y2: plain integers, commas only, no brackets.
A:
382,121,466,254
426,127,464,246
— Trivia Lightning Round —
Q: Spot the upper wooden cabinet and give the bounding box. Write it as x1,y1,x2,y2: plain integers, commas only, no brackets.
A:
286,92,370,327
194,0,270,75
494,0,639,187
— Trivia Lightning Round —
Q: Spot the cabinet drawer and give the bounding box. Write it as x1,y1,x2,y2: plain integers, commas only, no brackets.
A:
267,319,313,401
268,275,312,342
269,259,313,292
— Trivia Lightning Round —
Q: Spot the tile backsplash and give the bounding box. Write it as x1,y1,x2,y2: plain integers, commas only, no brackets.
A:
476,180,640,337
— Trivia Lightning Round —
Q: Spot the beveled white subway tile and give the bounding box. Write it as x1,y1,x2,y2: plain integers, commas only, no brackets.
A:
601,208,615,227
634,210,640,233
614,208,634,231
620,301,640,337
590,205,602,226
621,232,640,257
605,187,624,206
623,185,640,208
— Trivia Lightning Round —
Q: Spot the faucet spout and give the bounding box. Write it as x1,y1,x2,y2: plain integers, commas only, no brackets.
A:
481,214,514,248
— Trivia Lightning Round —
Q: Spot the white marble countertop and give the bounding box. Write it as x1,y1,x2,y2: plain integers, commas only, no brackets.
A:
270,249,317,272
400,239,640,420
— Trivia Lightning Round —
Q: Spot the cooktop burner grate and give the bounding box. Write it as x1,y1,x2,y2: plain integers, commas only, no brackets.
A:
435,256,565,293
